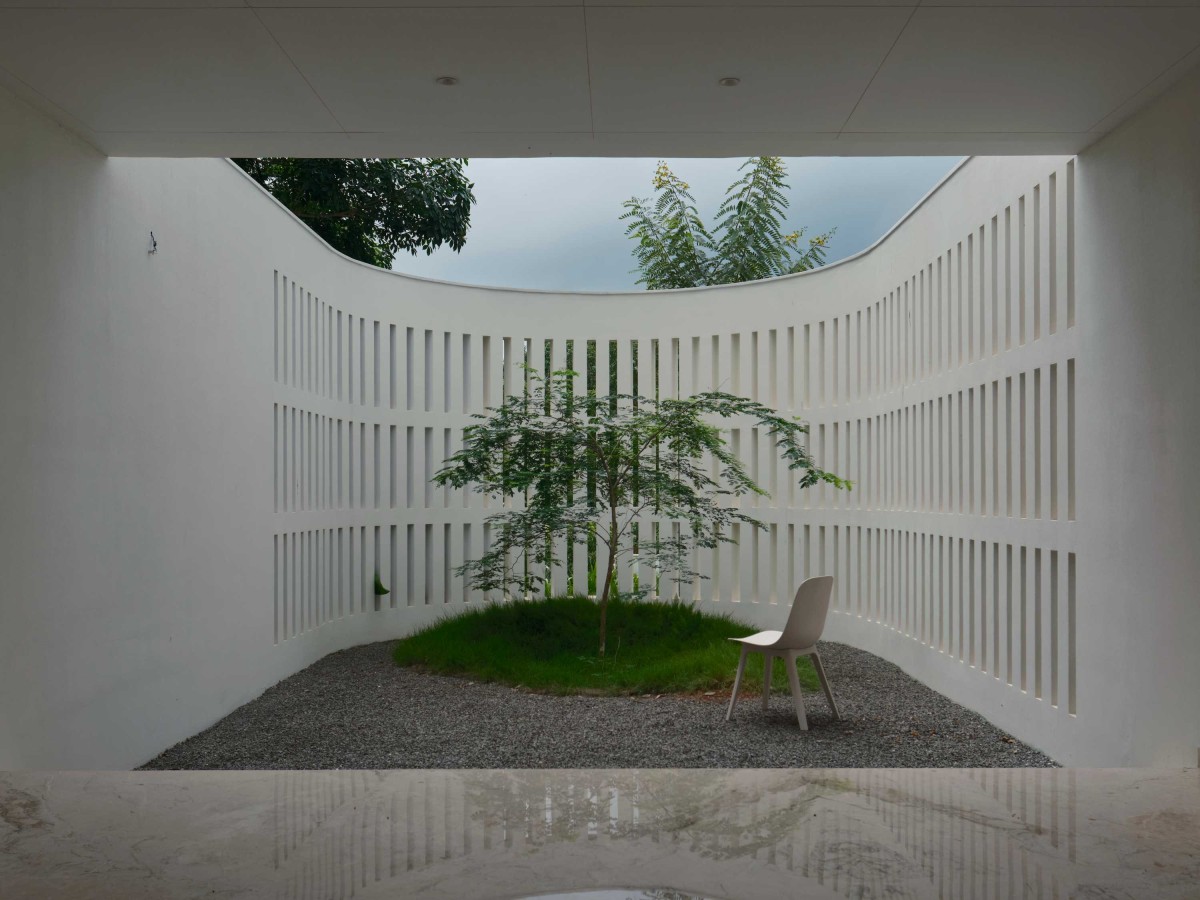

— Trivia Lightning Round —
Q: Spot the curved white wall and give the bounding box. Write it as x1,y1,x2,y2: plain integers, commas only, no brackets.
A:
266,152,1082,768
2,67,1198,770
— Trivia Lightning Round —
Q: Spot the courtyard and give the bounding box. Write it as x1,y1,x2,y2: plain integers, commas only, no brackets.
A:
3,2,1200,897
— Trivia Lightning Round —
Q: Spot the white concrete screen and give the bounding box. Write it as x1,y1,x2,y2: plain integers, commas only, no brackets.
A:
268,154,1081,765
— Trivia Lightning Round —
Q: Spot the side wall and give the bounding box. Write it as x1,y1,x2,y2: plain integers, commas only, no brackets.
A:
0,92,395,769
1074,63,1200,767
0,68,1195,769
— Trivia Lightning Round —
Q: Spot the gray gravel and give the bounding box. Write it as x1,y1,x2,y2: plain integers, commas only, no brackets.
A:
141,641,1055,770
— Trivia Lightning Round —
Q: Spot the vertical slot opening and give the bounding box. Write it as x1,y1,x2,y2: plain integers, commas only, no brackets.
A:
360,525,369,614
802,324,811,407
424,524,433,605
389,324,397,409
482,335,492,408
502,337,512,399
336,419,344,509
1048,172,1058,335
1033,547,1042,700
373,526,382,612
462,333,472,413
373,321,381,407
405,426,414,508
1066,161,1076,328
443,428,452,507
273,534,280,644
359,318,367,406
390,425,397,509
1034,368,1043,518
336,311,343,401
390,524,398,609
991,216,1000,355
1018,195,1027,346
406,525,415,606
966,232,975,361
444,523,452,604
1068,553,1077,716
444,331,452,413
406,327,414,410
423,329,433,411
1033,184,1042,340
1006,544,1014,685
818,321,826,406
1004,207,1013,351
1067,358,1076,521
359,422,367,509
785,326,795,409
1050,363,1059,520
1050,549,1059,707
337,527,345,618
374,424,381,509
423,427,433,508
273,272,281,383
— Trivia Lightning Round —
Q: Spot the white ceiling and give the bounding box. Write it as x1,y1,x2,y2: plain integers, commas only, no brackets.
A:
0,1,1198,157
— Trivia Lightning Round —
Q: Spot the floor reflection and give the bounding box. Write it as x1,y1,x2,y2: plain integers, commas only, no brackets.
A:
2,768,1197,900
266,769,1101,900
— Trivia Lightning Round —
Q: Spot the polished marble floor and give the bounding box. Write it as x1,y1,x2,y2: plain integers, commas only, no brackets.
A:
2,768,1197,899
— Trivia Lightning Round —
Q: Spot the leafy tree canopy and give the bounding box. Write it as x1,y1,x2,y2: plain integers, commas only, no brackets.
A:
434,365,850,655
232,157,475,268
621,156,835,290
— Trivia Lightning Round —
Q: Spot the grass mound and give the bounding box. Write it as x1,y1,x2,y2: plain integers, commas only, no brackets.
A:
393,596,818,696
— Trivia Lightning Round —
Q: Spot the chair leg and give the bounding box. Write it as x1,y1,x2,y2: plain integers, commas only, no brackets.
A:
726,647,749,722
785,651,808,731
762,654,773,711
811,651,841,721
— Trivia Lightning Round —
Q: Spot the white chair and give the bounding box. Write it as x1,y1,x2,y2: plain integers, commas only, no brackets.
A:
725,575,841,730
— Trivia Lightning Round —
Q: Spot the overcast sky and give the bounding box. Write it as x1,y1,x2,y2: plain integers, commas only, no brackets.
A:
389,156,963,292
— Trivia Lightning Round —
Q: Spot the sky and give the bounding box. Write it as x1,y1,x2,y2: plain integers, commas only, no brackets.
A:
389,156,963,292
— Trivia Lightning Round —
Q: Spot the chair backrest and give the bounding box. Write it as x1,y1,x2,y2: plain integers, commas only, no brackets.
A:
778,576,835,649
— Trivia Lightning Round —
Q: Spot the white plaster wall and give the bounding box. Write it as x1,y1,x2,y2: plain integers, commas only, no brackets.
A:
1073,63,1200,767
0,65,1196,769
0,91,410,769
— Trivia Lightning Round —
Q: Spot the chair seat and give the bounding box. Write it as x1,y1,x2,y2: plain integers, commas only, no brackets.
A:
730,630,782,647
731,632,818,655
729,633,787,648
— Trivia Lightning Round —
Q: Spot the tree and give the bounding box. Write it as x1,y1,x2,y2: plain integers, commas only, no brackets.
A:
232,157,475,268
620,157,835,289
433,366,850,656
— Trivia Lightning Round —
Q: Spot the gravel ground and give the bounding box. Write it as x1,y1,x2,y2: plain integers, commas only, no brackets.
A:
141,641,1055,769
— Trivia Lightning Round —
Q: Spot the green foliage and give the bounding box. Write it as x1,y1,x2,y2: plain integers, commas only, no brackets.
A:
621,157,835,289
393,595,818,695
433,365,850,654
374,573,390,597
232,157,474,268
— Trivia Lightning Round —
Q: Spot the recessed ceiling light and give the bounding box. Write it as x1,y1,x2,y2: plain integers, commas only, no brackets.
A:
718,76,741,87
435,76,459,87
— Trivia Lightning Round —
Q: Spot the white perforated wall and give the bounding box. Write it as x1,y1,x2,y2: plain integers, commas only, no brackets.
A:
268,156,1081,757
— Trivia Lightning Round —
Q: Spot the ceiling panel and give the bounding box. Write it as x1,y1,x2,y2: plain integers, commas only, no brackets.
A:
250,0,579,6
586,6,911,134
0,1,243,8
923,0,1200,6
845,7,1200,134
0,9,339,133
1,2,1198,155
257,7,592,133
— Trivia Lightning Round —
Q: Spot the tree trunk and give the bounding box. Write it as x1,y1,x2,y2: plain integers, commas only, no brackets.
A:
597,515,619,657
